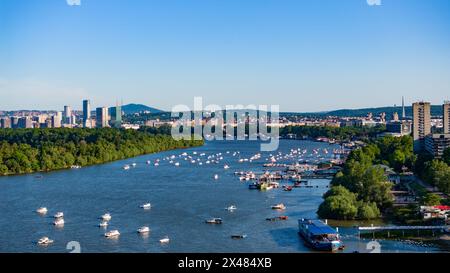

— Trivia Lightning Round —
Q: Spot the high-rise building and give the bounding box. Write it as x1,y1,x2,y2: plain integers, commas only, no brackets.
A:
18,117,33,128
402,96,406,119
425,134,450,159
109,104,122,128
83,99,91,128
10,117,19,129
52,112,62,128
64,106,72,124
0,117,11,128
443,102,450,134
96,107,109,128
413,102,431,152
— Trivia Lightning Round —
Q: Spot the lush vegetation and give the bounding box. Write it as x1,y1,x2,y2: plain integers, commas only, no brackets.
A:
280,125,386,142
0,128,203,176
414,148,450,195
318,135,414,220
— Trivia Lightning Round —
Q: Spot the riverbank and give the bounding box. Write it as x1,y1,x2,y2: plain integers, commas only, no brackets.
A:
0,128,204,176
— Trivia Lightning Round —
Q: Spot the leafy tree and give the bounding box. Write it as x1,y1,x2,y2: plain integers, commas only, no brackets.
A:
357,202,381,220
318,186,359,220
443,148,450,166
421,193,441,206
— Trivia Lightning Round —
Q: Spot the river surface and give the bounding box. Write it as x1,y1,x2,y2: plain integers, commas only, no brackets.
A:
0,140,445,253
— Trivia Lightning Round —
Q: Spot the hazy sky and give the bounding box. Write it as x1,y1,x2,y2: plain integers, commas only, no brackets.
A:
1,0,450,112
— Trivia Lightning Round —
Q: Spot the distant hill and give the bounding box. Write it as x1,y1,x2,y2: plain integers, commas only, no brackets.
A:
287,105,444,118
121,104,163,115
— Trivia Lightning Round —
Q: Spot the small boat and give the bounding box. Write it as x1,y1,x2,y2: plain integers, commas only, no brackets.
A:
140,203,152,209
284,186,293,192
205,218,223,224
224,165,230,169
104,230,120,238
132,163,137,167
160,236,170,244
174,162,180,167
231,234,247,239
98,221,109,227
266,216,289,221
214,174,219,180
36,207,48,214
154,162,159,166
54,212,64,218
226,205,237,211
70,165,81,169
146,160,151,165
271,204,286,210
101,213,112,221
37,237,54,245
53,218,65,226
137,226,150,234
298,219,343,251
123,165,130,170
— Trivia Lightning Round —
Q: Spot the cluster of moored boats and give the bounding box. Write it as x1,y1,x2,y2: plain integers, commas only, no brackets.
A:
35,202,173,246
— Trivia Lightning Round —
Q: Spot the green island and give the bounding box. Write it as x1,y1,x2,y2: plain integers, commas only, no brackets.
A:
0,127,203,176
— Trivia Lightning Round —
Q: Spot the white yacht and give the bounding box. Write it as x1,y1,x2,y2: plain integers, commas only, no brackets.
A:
36,207,48,214
37,237,54,245
137,226,150,234
54,212,64,218
159,236,170,243
101,213,112,221
98,221,109,227
104,230,120,238
53,218,65,226
140,203,152,209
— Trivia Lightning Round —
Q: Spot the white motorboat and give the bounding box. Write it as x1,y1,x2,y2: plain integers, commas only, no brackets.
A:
36,207,48,214
101,213,112,221
37,237,54,245
54,212,64,218
174,162,180,167
98,221,109,227
159,236,170,243
123,165,130,170
271,204,286,210
104,230,120,238
140,203,152,209
154,162,159,166
226,205,237,211
224,165,230,169
205,218,223,224
132,163,137,167
146,160,151,165
137,226,150,234
214,174,219,180
53,218,65,226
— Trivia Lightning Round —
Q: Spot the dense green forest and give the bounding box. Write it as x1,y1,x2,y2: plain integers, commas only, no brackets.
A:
0,128,203,176
280,125,386,142
318,136,414,220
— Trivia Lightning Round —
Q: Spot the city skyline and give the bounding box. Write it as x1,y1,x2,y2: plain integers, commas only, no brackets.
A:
1,0,450,111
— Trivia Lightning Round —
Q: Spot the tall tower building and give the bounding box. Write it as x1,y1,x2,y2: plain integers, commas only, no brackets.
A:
96,107,109,128
83,100,91,128
64,105,72,124
444,101,450,134
413,102,431,152
402,96,406,119
110,104,122,128
52,112,62,128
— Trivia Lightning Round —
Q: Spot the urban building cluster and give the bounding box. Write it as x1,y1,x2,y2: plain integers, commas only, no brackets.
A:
0,100,123,129
413,101,450,159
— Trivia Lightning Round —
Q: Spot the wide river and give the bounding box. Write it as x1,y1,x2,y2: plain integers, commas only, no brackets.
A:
0,140,446,253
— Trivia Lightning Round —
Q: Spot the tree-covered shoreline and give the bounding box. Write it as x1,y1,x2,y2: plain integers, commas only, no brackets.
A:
0,128,203,176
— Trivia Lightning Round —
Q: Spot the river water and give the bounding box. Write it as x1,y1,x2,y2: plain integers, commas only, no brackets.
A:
0,140,445,253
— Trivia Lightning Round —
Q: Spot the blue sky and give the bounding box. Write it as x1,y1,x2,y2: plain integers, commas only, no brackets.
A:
0,0,449,112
